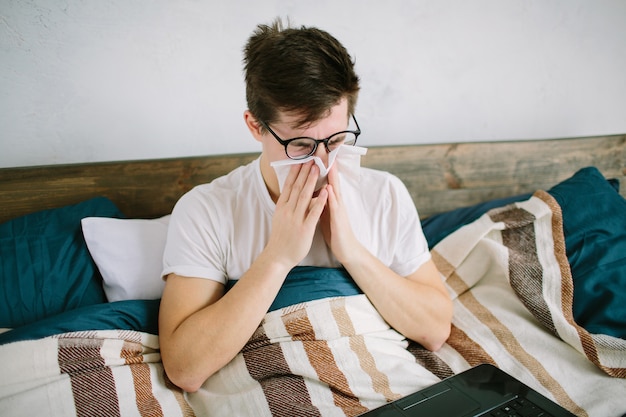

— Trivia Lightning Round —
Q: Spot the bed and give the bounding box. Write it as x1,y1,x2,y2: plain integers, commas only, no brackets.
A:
0,134,625,417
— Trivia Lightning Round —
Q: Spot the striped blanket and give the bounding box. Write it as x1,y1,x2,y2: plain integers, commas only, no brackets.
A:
1,191,625,416
0,330,194,417
188,191,626,417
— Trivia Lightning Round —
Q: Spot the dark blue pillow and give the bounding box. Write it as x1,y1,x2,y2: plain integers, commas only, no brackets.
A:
422,193,532,248
0,299,160,345
0,197,124,328
547,167,626,339
226,266,363,312
420,179,620,249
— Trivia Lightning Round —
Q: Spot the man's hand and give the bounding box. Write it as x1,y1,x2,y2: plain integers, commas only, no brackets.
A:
266,161,328,269
320,163,360,264
161,162,330,392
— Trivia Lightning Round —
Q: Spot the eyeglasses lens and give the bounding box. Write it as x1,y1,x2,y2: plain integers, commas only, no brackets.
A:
286,132,357,159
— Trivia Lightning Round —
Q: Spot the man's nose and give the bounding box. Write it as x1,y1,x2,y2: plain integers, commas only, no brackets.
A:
313,142,330,166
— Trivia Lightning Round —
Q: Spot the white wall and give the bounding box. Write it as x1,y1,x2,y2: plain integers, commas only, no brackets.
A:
1,0,625,168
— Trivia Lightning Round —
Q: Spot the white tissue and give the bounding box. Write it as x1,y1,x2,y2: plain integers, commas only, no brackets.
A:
271,145,368,192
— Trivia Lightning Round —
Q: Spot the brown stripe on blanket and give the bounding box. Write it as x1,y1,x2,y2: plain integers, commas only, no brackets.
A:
118,329,144,344
534,192,596,351
446,325,495,368
330,298,356,337
120,340,164,416
283,306,319,342
129,363,163,417
120,339,148,365
431,251,469,298
331,298,401,402
283,306,369,416
406,341,454,380
243,322,321,417
534,191,577,324
58,337,121,417
300,339,369,416
490,206,559,336
534,191,571,315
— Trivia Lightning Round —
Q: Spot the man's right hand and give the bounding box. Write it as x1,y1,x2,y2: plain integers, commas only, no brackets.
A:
265,161,328,269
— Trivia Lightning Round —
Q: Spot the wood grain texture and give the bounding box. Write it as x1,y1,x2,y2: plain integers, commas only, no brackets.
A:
1,134,624,223
0,154,256,223
362,135,626,217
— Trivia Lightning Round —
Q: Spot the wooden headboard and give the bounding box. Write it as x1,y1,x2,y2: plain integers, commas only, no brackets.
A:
1,134,624,224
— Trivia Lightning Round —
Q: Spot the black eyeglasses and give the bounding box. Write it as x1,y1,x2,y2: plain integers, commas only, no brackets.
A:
262,114,361,160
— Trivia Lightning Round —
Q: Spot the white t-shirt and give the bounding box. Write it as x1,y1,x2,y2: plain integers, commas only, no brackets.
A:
162,157,430,284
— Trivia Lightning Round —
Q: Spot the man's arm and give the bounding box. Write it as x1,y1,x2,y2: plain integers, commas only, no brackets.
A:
340,255,452,351
159,161,328,392
321,166,453,350
159,256,291,393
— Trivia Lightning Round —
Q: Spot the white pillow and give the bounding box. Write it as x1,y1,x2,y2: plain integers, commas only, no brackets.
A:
81,215,170,302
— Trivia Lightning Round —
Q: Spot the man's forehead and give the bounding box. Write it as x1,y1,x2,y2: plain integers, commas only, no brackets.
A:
275,116,349,137
274,101,349,133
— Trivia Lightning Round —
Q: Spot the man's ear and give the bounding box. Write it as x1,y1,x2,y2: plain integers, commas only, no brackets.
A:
244,110,264,142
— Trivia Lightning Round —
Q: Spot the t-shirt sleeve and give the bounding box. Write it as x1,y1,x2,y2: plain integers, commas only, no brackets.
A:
161,188,227,284
389,176,431,277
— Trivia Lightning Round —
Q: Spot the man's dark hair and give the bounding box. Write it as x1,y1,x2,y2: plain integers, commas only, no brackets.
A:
243,18,360,128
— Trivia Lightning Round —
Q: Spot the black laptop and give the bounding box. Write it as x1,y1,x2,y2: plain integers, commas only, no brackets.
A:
358,363,575,417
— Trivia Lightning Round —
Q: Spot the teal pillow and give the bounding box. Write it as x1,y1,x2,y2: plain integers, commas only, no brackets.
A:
226,266,362,312
421,193,532,248
0,299,160,345
547,167,626,339
0,197,124,328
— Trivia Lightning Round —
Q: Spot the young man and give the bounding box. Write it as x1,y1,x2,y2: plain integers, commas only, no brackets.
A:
159,19,453,393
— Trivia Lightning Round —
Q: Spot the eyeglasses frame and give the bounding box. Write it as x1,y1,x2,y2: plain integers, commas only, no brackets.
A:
261,114,361,160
